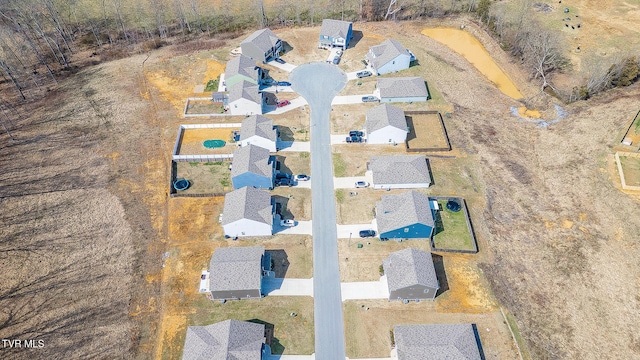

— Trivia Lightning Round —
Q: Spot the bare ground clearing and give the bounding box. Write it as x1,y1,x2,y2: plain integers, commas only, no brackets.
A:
406,112,450,150
178,128,239,154
175,161,232,195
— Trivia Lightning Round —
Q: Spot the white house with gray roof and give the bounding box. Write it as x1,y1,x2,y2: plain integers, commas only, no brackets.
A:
182,319,269,359
318,19,353,50
240,28,283,63
239,115,279,152
383,248,439,301
228,80,263,116
376,191,435,240
208,246,272,301
375,77,429,103
366,39,415,75
222,186,274,238
231,144,275,190
393,323,482,360
224,54,265,88
365,103,408,144
369,155,431,189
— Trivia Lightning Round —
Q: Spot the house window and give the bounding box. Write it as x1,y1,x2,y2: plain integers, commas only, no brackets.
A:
404,228,409,233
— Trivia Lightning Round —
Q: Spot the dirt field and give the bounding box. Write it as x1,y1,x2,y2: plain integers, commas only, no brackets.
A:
406,112,450,150
175,162,232,195
178,128,239,155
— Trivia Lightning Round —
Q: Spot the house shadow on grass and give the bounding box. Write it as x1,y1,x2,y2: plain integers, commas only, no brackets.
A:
273,195,293,220
349,30,364,49
432,253,449,297
265,249,290,278
247,319,285,355
277,126,295,141
275,155,293,175
405,116,417,142
433,210,445,235
282,41,294,54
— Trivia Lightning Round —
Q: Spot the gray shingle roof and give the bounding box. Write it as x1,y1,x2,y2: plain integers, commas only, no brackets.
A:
370,155,430,185
377,77,428,98
365,103,407,133
393,323,482,360
222,186,273,226
366,39,410,69
320,19,352,39
241,28,282,53
376,191,434,234
182,319,265,360
228,80,262,104
383,248,438,293
225,55,260,82
240,115,277,142
209,246,265,293
231,144,273,179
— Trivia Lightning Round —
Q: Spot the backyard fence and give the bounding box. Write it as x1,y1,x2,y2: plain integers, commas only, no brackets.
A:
405,111,452,152
615,151,640,191
429,196,479,254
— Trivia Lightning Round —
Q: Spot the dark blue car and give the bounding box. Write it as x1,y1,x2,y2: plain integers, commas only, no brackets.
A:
277,81,291,86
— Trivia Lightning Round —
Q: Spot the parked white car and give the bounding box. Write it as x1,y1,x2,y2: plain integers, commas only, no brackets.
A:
355,181,370,188
280,219,296,227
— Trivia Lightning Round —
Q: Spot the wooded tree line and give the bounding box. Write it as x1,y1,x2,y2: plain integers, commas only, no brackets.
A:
0,0,482,102
0,0,637,105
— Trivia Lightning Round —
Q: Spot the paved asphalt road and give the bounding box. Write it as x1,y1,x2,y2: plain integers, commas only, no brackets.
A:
290,62,347,360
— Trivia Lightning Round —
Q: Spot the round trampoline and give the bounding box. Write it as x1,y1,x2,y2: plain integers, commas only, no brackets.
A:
203,139,226,148
173,179,190,191
446,199,461,212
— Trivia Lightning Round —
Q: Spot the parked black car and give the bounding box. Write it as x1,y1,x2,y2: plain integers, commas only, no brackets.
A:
349,130,364,137
346,136,363,143
275,173,292,180
275,178,295,187
359,230,376,238
277,81,291,86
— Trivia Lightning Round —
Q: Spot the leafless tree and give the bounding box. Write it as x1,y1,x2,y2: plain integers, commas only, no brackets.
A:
519,26,565,91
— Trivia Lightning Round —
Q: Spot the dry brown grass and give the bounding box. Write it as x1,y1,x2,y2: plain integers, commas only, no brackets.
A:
406,112,449,150
343,302,516,359
332,144,406,177
330,104,367,134
272,187,312,221
175,162,233,194
178,128,240,154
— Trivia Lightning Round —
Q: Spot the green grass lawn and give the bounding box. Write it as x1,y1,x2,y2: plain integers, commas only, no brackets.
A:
333,153,347,177
432,200,474,251
164,296,315,359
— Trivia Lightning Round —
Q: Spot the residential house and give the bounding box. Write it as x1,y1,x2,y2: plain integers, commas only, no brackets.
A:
365,103,408,144
369,155,431,189
224,54,265,88
393,323,483,360
376,191,435,240
366,39,415,75
182,319,270,359
383,248,439,301
208,246,272,301
318,19,353,50
240,28,283,63
228,80,263,116
222,186,275,238
231,144,276,190
375,77,429,103
239,115,279,152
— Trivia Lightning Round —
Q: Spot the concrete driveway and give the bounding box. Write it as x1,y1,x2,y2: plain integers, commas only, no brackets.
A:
267,59,298,72
341,276,390,301
336,221,377,239
332,94,373,105
262,84,296,93
276,220,312,235
290,61,348,359
265,97,308,115
333,172,373,189
266,355,316,360
262,277,313,297
331,134,367,144
277,141,311,152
